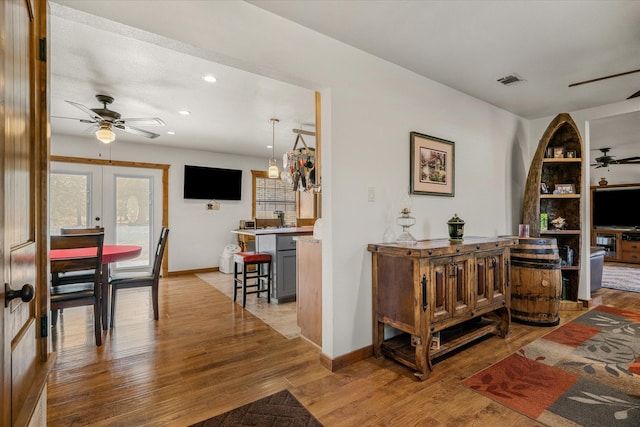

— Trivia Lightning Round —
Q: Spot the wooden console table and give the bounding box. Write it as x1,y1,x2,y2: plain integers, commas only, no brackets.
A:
368,236,517,380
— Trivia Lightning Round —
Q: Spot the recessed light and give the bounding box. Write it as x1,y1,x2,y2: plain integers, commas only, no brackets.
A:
178,110,191,116
202,75,217,83
267,145,273,149
167,131,175,135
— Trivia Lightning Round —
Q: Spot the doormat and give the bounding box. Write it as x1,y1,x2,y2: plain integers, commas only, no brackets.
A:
462,305,640,426
602,266,640,293
189,389,323,427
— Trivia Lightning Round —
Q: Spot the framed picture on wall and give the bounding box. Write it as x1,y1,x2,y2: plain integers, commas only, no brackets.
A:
410,132,455,196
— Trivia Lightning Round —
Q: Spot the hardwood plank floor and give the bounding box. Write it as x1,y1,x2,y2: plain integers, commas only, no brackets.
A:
47,271,640,426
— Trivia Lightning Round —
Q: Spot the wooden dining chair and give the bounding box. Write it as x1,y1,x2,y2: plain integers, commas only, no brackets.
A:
53,227,105,286
50,232,104,346
109,228,169,328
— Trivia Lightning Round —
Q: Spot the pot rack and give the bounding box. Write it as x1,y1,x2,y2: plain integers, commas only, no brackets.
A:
281,127,320,193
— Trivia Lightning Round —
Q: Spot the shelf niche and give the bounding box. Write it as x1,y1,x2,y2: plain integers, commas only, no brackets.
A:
522,113,584,302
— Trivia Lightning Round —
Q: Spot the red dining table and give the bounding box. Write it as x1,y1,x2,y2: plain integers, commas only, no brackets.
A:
50,244,142,329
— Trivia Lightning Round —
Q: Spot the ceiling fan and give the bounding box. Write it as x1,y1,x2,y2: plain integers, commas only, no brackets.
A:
591,147,640,168
53,94,165,143
568,68,640,100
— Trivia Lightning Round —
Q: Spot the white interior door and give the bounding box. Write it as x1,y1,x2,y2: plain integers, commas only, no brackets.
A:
50,162,163,273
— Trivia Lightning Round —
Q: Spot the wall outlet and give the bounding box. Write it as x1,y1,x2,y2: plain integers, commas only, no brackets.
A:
206,201,220,210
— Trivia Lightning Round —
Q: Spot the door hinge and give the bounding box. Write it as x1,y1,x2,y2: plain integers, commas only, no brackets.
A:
40,314,48,338
39,38,46,62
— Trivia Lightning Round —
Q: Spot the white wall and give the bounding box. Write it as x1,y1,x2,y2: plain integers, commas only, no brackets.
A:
51,135,267,272
54,1,530,358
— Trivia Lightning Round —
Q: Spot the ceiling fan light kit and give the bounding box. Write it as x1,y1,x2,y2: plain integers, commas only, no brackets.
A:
96,125,115,144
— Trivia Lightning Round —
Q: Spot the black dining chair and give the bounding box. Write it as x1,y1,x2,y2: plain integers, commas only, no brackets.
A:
50,232,104,346
52,227,105,286
109,228,169,328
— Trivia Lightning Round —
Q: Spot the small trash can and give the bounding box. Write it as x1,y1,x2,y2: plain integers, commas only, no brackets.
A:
219,244,241,274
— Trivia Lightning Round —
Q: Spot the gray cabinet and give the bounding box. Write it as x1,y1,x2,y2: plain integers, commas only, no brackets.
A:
256,233,308,303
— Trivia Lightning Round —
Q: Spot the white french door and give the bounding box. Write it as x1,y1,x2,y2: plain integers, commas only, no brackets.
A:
50,162,163,273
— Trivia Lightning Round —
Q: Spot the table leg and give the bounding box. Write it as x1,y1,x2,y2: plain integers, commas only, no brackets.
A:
101,263,110,330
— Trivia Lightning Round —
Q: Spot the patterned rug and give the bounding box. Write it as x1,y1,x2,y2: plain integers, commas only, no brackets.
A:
602,266,640,293
463,306,640,426
189,390,322,427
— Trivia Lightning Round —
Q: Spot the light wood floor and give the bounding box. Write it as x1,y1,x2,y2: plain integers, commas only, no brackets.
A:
47,271,640,426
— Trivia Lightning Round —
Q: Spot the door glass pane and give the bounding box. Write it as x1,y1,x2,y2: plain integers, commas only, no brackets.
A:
49,172,90,235
115,175,152,269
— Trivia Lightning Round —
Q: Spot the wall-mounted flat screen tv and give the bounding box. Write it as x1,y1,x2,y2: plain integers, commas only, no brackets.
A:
592,187,640,229
183,165,242,200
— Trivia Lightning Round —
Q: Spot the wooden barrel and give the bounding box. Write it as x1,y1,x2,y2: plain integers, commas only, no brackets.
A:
510,237,562,326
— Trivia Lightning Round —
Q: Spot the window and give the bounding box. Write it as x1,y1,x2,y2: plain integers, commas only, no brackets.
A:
50,172,90,234
252,170,296,225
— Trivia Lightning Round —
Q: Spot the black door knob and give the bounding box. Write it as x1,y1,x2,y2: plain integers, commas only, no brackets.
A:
5,283,35,307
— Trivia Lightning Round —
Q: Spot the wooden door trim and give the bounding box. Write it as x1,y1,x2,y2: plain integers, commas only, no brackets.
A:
50,155,171,277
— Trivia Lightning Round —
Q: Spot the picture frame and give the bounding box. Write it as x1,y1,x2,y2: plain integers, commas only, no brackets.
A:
410,132,455,196
566,149,577,158
540,183,549,194
553,146,565,158
555,183,575,194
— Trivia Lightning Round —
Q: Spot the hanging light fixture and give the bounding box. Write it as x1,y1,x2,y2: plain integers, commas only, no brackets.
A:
95,124,116,144
268,118,280,178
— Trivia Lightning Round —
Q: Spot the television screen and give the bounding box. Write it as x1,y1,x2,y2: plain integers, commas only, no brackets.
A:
592,187,640,228
183,165,242,200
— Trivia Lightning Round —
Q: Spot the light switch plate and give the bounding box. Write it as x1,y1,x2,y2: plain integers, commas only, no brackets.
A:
368,187,375,202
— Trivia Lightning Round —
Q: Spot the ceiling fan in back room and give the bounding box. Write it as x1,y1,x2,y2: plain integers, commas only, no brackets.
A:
591,147,640,168
52,94,165,143
569,67,640,100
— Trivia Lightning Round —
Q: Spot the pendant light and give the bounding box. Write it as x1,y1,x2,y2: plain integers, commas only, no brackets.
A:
268,118,280,178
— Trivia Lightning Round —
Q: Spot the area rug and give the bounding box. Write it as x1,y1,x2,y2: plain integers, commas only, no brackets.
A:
462,305,640,426
602,266,640,293
189,389,323,426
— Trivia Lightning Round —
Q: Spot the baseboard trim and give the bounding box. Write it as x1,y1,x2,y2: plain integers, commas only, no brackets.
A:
168,267,218,277
319,345,373,372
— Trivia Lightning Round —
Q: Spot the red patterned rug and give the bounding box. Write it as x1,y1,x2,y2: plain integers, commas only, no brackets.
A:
463,306,640,426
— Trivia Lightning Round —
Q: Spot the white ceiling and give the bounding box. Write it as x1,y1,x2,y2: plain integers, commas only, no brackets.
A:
50,1,640,158
49,3,317,159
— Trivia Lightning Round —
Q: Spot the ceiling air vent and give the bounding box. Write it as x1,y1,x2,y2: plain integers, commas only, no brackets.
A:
497,74,525,86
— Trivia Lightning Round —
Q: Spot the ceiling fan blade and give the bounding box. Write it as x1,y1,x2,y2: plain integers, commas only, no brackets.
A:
51,115,97,124
114,123,160,139
618,157,640,164
568,68,640,87
65,100,105,122
81,124,100,135
627,89,640,99
118,117,165,126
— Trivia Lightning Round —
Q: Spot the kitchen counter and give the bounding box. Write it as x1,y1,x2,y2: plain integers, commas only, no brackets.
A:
232,226,313,303
231,226,314,237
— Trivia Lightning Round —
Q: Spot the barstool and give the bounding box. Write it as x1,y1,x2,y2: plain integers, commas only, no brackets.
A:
233,251,272,307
